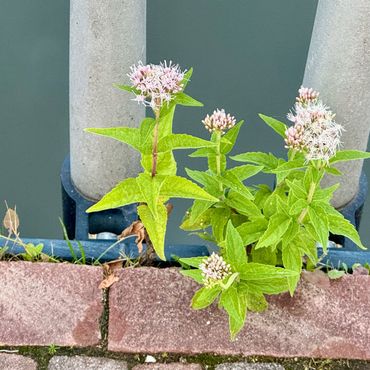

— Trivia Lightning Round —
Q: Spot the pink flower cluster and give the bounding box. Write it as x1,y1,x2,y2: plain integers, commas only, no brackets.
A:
202,109,236,134
128,61,185,109
199,253,232,287
285,87,343,162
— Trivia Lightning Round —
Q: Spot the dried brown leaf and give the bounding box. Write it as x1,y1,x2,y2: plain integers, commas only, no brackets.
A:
99,274,119,289
3,208,19,234
119,220,145,253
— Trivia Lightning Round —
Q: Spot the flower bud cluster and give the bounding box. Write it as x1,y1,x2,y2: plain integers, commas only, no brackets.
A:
285,87,343,162
128,61,185,109
202,109,236,134
199,253,232,287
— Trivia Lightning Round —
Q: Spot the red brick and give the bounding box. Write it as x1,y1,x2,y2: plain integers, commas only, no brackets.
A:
0,353,37,370
108,267,370,360
0,262,103,347
133,364,202,370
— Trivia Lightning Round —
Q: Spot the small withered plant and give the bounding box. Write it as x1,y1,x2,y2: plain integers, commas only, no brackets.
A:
87,66,370,339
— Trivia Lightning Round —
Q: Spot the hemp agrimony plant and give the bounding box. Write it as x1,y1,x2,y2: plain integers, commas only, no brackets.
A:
86,61,218,260
179,87,370,339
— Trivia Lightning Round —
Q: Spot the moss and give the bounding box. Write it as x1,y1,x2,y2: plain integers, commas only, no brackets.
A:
1,346,369,370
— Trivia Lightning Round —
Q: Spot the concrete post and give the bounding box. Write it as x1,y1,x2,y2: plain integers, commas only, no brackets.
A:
303,0,370,209
70,0,146,200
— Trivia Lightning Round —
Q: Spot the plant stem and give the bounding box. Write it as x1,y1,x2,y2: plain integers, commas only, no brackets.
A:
298,181,317,224
215,131,223,193
151,108,160,177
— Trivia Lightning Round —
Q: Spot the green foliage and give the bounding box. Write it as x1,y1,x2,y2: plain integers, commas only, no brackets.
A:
181,106,369,339
87,66,370,340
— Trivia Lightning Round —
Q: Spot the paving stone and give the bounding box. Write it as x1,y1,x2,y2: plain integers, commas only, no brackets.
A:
0,353,37,370
0,262,103,347
133,364,202,370
216,363,284,370
108,267,370,359
48,355,128,369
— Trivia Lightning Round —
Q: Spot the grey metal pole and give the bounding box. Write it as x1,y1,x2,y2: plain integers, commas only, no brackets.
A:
303,0,370,209
70,0,146,200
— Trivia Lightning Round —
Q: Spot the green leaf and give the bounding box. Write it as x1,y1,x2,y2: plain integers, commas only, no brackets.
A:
238,284,268,312
330,150,370,164
308,206,329,250
182,68,193,89
289,199,308,215
192,286,221,309
272,159,306,173
218,172,254,199
158,134,214,152
230,152,279,170
179,256,206,269
137,203,168,260
282,243,302,295
225,191,262,219
226,164,263,181
239,263,297,295
160,176,219,202
185,168,221,196
259,114,287,138
113,83,140,95
325,166,342,176
187,199,215,225
220,121,244,154
180,269,204,284
208,153,227,175
175,92,203,107
85,127,141,151
237,218,268,246
254,185,272,209
86,178,144,213
224,221,248,272
210,207,231,243
286,179,307,199
159,102,176,138
141,152,177,176
328,214,366,250
312,184,339,203
219,286,246,340
137,173,165,217
251,246,277,266
139,118,156,153
189,147,216,158
255,214,292,250
327,269,346,280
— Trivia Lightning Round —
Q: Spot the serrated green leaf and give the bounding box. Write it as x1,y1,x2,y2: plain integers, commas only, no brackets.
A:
182,68,193,89
160,176,219,202
289,199,308,215
178,256,206,269
225,190,262,219
255,214,292,250
208,153,227,174
239,263,297,295
86,178,144,213
180,269,204,284
328,214,366,250
271,158,306,173
308,206,329,251
286,179,307,199
141,152,177,176
220,121,244,154
312,184,339,203
224,221,248,271
219,286,246,340
185,168,221,196
210,207,231,243
175,92,203,107
189,147,216,158
158,134,214,152
254,185,272,209
236,218,268,246
325,166,342,176
282,243,302,295
191,286,221,309
85,127,141,151
113,83,140,95
238,284,268,312
137,203,167,260
230,152,279,170
259,114,287,138
226,164,263,181
330,150,370,164
137,173,165,217
139,118,156,153
159,102,176,138
187,199,215,225
218,172,254,200
251,246,277,265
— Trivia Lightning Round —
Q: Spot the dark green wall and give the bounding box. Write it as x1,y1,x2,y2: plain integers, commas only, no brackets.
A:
2,0,370,247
